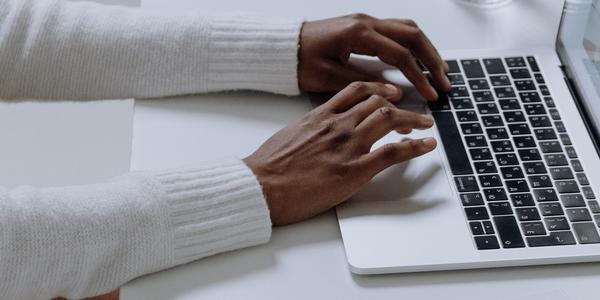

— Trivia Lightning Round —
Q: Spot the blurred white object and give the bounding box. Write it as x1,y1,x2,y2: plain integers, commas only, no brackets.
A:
564,0,593,13
455,0,512,8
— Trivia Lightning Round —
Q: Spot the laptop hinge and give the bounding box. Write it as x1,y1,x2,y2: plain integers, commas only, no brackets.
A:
560,65,600,156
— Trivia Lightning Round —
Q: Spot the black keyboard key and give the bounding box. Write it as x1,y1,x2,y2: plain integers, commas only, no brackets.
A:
499,99,521,110
483,221,495,234
474,161,497,174
468,79,489,90
481,115,504,127
544,97,556,107
470,148,493,160
466,207,490,220
448,74,465,85
519,92,541,103
524,104,546,115
510,68,531,79
516,207,541,221
493,216,526,248
504,111,526,123
483,58,506,75
588,200,600,213
506,179,529,193
505,57,526,68
554,121,566,133
447,60,461,74
450,86,469,98
479,174,503,188
465,135,488,147
571,159,583,172
495,87,516,98
511,193,535,207
452,98,474,109
462,59,485,78
475,235,500,250
514,80,536,91
456,110,478,122
556,181,580,194
489,201,513,215
487,128,509,140
595,215,600,228
539,85,551,96
518,149,542,161
527,56,540,72
549,109,561,120
534,189,558,202
490,75,511,86
539,141,562,153
477,103,499,115
521,222,546,236
582,187,596,199
576,173,589,185
470,221,485,235
484,188,508,201
529,116,552,127
529,175,553,188
461,123,483,135
509,123,531,135
567,208,592,222
523,162,547,174
433,112,473,175
539,203,564,216
496,154,519,166
572,222,600,244
534,73,545,84
545,217,570,230
473,91,494,102
429,94,451,111
455,176,479,192
565,146,578,158
501,166,524,179
534,128,557,140
545,154,568,166
549,167,574,180
527,231,576,247
561,194,586,207
513,136,536,148
461,193,485,206
491,140,514,153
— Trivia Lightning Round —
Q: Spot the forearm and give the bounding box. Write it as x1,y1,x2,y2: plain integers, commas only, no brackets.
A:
0,0,302,100
0,159,271,299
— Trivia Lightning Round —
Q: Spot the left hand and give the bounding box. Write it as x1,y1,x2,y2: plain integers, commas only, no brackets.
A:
298,14,451,101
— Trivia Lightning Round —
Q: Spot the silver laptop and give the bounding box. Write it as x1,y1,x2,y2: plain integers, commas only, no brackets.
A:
337,0,600,274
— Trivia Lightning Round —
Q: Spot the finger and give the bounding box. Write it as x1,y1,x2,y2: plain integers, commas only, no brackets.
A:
374,19,451,92
359,138,437,177
325,64,404,102
350,31,438,101
344,94,396,124
355,106,434,145
326,81,401,112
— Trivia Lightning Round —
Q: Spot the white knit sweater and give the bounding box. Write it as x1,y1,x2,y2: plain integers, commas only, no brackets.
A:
0,0,303,299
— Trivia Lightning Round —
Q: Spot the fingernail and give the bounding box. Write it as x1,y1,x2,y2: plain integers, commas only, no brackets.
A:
422,137,437,148
385,84,398,96
429,86,439,100
444,76,452,90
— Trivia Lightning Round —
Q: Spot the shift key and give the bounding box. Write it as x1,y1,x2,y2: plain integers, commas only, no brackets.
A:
432,112,474,175
493,216,526,248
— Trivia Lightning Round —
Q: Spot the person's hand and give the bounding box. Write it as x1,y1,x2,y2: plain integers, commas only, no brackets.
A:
243,82,437,225
298,14,451,101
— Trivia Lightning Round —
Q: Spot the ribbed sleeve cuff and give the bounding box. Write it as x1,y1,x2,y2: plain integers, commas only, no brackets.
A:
151,159,272,264
206,16,303,96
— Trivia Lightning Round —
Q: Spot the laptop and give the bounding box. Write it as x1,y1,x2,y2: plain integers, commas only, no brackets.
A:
337,0,600,274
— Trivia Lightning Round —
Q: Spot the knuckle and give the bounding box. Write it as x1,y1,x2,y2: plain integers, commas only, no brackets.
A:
344,19,370,35
402,19,419,27
348,81,368,92
382,144,398,160
378,106,393,118
406,27,425,39
350,13,372,21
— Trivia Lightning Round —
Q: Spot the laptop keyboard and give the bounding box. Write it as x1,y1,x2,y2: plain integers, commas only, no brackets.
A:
429,56,600,250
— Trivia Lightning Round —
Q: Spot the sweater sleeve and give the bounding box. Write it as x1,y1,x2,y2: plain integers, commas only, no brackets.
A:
0,159,271,300
0,0,303,100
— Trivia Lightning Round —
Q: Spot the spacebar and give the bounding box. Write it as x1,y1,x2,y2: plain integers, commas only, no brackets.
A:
432,112,473,175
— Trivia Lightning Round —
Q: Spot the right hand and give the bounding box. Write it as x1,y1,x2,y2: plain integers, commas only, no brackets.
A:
243,82,437,226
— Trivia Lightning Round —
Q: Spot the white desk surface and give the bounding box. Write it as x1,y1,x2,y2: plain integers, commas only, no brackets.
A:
123,1,600,300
